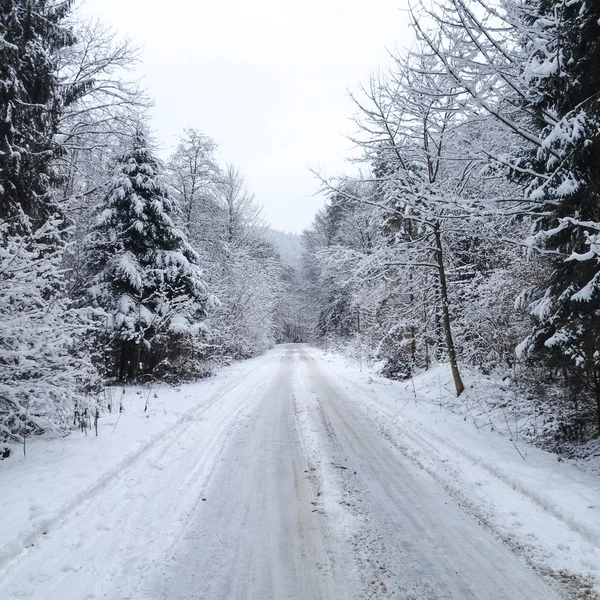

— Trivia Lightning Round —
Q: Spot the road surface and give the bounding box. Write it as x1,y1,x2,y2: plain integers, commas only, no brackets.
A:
0,345,562,599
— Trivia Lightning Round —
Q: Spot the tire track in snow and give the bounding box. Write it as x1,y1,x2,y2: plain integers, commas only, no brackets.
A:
311,352,598,599
299,349,563,600
325,362,600,549
0,357,278,600
143,348,344,600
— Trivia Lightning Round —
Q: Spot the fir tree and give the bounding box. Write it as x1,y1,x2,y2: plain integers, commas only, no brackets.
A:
0,0,75,228
87,130,212,380
520,0,600,434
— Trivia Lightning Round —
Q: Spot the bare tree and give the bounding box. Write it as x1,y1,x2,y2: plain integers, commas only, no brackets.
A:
323,58,470,395
166,128,219,238
56,17,151,201
214,164,265,248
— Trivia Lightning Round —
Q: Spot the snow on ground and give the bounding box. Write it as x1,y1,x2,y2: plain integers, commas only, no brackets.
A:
317,348,600,598
0,351,274,574
0,345,598,599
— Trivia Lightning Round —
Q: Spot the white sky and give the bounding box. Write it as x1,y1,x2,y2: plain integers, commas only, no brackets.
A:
78,0,412,233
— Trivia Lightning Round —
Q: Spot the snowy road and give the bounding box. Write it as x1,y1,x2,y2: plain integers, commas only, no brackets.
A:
0,345,564,599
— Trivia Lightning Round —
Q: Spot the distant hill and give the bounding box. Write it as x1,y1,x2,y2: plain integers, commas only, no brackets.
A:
263,229,305,272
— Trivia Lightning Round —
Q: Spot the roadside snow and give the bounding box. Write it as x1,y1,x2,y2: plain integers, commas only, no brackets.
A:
1,345,598,599
0,353,272,573
317,349,600,597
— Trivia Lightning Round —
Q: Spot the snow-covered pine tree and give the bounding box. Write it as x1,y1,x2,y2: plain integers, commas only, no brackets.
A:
0,0,100,448
86,130,213,380
517,0,600,435
0,0,75,227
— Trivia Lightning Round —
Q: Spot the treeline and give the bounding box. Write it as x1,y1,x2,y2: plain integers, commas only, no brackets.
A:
303,0,600,445
0,1,292,446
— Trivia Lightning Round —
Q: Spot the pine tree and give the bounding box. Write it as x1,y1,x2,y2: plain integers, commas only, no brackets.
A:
518,0,600,435
0,0,75,228
87,130,212,380
0,1,101,447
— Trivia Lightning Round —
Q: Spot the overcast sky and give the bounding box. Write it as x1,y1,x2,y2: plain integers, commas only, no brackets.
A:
79,0,412,233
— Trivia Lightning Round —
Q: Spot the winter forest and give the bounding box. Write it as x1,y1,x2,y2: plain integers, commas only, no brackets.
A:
2,0,600,462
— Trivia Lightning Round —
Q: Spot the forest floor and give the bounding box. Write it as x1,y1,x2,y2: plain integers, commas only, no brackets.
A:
0,344,598,599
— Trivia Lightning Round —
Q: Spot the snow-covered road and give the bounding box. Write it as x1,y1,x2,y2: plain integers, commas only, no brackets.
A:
0,345,571,599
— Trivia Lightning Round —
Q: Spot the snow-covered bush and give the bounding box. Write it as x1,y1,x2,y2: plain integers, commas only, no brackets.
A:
0,216,100,445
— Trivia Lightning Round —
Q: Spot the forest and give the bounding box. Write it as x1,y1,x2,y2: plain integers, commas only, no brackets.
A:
1,0,600,459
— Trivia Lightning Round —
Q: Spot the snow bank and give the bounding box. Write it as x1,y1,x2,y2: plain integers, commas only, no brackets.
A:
316,350,600,596
0,353,270,573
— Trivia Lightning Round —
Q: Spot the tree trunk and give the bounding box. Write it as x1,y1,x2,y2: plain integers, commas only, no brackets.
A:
409,269,416,368
407,223,416,371
424,305,430,370
433,223,464,396
118,340,128,381
594,367,600,437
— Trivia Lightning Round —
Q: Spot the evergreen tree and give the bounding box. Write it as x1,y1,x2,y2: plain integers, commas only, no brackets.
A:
0,0,101,446
519,0,600,434
0,0,75,228
87,130,212,380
